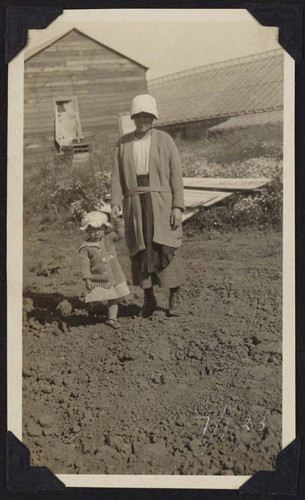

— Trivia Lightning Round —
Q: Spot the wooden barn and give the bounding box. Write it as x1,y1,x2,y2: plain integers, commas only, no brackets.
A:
24,28,148,166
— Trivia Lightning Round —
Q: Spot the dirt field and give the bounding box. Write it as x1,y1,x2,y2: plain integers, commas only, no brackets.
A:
22,224,282,476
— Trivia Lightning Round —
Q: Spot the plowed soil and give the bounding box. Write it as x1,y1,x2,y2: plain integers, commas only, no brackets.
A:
22,225,282,476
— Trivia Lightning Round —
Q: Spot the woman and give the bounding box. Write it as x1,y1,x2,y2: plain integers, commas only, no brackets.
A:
111,94,185,318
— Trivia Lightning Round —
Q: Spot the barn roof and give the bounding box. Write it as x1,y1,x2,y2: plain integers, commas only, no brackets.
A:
208,108,283,132
148,49,283,127
25,28,149,70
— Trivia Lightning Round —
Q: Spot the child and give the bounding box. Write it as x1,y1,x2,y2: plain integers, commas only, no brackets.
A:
79,210,129,329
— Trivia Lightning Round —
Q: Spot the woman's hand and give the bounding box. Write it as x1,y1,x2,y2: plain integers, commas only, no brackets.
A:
111,204,120,220
85,278,94,291
170,207,182,230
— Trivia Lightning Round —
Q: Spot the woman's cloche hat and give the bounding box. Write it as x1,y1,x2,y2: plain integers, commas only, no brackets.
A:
130,94,159,120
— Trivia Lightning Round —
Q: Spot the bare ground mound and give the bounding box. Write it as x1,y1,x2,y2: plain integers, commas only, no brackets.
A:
22,227,282,475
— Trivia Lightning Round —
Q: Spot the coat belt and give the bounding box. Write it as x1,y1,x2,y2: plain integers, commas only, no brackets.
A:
125,186,171,197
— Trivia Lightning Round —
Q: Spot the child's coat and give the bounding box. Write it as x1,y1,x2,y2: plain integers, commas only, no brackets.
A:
79,220,129,301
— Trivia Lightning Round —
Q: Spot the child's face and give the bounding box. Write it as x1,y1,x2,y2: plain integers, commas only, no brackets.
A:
86,226,105,241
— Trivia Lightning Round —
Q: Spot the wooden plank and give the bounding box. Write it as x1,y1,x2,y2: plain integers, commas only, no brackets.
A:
24,105,129,120
25,59,139,72
24,75,145,88
24,88,145,103
24,75,146,86
29,49,125,60
25,94,128,105
25,65,145,76
24,85,145,98
25,71,144,85
24,96,131,111
24,116,119,133
183,177,272,191
27,58,137,68
182,209,198,223
183,189,232,208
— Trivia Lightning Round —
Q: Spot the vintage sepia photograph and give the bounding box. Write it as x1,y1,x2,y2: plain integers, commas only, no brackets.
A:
7,9,295,489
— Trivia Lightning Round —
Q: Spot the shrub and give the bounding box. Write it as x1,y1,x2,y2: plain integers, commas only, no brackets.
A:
24,122,283,231
185,175,282,232
24,152,112,225
177,123,283,231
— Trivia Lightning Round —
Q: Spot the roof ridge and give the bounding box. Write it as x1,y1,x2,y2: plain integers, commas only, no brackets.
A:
156,104,284,127
148,49,283,86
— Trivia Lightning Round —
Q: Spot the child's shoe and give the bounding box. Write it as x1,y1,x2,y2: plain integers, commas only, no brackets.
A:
105,318,121,329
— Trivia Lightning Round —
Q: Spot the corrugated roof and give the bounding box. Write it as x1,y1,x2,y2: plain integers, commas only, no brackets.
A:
148,50,283,127
208,108,283,132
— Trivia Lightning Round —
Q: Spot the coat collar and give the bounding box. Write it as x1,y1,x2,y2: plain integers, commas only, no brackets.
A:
79,237,111,251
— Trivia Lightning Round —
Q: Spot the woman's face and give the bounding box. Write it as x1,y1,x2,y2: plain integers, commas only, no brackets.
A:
133,112,154,134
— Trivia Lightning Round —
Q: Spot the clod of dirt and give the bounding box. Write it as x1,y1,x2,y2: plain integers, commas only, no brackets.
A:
23,298,34,313
152,339,171,361
27,421,42,437
118,354,135,363
28,317,40,330
43,427,57,437
91,333,99,340
41,385,53,394
224,459,234,469
188,438,202,457
151,373,166,385
187,344,202,360
56,299,73,316
38,415,54,428
256,342,281,354
22,366,32,377
222,469,234,475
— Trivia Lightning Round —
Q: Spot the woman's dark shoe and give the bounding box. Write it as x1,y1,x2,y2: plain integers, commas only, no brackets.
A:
168,287,181,316
139,296,157,318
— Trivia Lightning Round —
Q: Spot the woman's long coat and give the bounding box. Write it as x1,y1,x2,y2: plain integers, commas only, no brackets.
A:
111,129,185,257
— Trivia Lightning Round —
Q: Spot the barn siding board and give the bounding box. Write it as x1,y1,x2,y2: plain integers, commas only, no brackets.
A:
24,97,138,114
25,113,121,130
25,70,144,82
25,69,143,80
29,49,126,58
25,69,145,79
25,82,146,95
31,53,126,62
24,76,145,88
24,97,142,117
25,103,127,117
26,59,139,70
24,80,145,92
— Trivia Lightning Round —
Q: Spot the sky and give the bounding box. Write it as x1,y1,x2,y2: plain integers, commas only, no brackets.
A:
25,9,281,80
